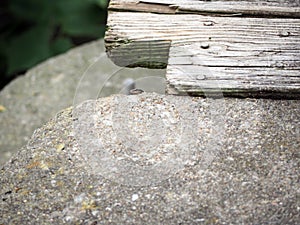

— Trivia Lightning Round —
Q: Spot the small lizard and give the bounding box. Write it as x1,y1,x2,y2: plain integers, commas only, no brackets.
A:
123,78,144,95
129,88,144,95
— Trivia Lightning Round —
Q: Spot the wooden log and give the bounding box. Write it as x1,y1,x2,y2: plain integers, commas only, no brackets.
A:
105,0,300,98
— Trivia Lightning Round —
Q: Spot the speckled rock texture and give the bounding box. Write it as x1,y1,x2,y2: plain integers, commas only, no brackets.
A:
0,39,164,166
0,40,104,166
0,93,299,224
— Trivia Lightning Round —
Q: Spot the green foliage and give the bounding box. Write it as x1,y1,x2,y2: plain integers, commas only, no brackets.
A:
0,0,108,78
7,26,51,74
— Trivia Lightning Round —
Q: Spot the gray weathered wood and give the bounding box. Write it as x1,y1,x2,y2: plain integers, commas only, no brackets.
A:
109,0,300,17
105,0,300,98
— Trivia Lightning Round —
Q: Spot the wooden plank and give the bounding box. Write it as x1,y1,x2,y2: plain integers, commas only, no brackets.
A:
105,0,300,98
141,0,299,8
109,0,300,17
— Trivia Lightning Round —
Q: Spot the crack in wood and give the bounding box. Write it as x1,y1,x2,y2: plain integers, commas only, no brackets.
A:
109,1,177,14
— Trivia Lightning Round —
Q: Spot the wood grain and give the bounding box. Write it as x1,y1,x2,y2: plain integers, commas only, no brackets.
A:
109,0,300,17
105,0,300,98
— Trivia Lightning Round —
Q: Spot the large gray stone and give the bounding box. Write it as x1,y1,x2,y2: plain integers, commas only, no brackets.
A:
0,39,165,166
0,93,299,224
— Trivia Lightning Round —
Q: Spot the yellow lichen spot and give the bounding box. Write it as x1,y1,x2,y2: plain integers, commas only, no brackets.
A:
39,161,50,170
54,180,64,188
57,167,64,175
20,189,30,196
81,200,97,210
17,173,26,180
26,160,51,170
0,105,6,112
15,186,22,193
56,143,65,152
26,161,41,169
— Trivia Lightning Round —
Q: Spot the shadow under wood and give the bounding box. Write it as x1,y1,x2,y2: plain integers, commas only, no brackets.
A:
105,40,171,69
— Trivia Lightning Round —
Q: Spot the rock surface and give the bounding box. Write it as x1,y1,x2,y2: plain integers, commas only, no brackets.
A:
1,93,299,224
0,39,165,166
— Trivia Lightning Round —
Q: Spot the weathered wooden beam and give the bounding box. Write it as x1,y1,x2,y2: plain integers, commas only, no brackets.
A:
109,0,300,18
105,0,300,98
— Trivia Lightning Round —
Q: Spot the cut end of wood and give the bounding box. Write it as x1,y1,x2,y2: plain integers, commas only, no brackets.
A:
105,39,171,69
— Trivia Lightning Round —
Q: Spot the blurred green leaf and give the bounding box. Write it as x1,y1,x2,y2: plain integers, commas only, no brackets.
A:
94,0,108,8
7,26,51,74
61,18,106,38
1,0,107,85
50,37,73,55
55,0,106,37
9,0,55,24
0,40,8,77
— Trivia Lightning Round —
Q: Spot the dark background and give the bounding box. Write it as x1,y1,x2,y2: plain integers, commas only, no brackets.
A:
0,0,108,90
